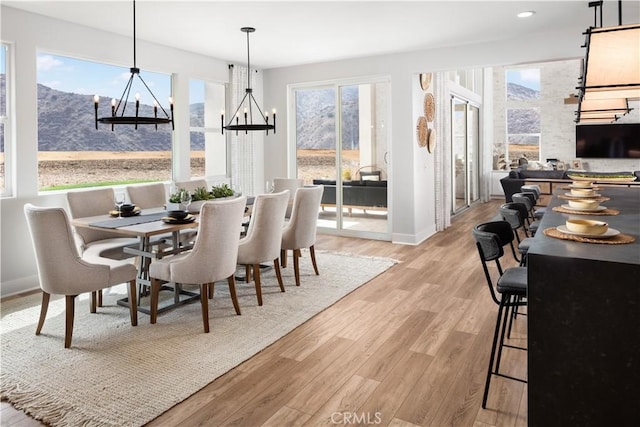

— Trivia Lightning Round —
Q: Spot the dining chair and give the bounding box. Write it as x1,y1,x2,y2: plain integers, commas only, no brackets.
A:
280,185,324,286
237,190,290,306
174,179,208,194
472,221,528,409
23,204,138,348
126,182,167,209
67,188,139,306
520,185,546,218
148,196,247,332
66,188,139,257
511,193,541,235
273,178,304,218
499,202,534,266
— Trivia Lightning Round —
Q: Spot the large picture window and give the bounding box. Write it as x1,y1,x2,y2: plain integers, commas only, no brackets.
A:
189,79,226,179
1,43,9,195
505,68,541,164
36,52,172,190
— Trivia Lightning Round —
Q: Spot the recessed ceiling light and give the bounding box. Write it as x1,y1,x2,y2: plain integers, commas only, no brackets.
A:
517,11,535,18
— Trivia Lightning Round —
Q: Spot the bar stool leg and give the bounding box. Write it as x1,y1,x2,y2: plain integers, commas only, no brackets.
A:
482,293,509,408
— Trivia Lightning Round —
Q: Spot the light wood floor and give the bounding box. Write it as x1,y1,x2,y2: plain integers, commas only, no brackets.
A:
1,199,527,426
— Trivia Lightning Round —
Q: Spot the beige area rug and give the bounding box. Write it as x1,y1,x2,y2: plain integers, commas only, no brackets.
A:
1,251,395,427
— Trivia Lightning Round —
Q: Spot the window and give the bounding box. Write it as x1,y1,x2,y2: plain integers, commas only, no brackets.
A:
36,52,172,191
189,79,226,179
506,68,540,164
1,43,10,195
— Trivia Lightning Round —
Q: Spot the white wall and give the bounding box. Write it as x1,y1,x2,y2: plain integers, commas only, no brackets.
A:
263,26,585,245
0,6,229,296
1,5,591,297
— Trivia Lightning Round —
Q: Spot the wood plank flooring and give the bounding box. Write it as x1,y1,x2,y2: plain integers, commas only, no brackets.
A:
1,199,527,426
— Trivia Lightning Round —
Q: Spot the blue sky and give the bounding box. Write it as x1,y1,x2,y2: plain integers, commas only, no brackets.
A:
37,53,204,104
506,69,540,91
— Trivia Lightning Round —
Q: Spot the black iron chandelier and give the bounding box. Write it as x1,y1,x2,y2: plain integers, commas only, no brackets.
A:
93,0,174,130
221,27,276,135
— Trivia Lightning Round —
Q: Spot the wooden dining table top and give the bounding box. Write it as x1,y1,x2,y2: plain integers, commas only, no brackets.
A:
71,208,199,238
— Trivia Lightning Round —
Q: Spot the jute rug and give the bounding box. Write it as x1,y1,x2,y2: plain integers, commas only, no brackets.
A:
1,251,395,427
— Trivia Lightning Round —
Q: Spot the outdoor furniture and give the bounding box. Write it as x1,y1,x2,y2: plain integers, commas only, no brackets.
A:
24,204,138,348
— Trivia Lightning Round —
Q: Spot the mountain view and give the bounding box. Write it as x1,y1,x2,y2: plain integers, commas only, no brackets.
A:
295,85,359,150
0,79,538,152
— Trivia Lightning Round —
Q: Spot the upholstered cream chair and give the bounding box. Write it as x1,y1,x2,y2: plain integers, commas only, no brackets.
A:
280,185,324,286
24,204,138,348
174,179,208,194
273,178,304,218
237,190,289,306
67,188,139,306
148,197,247,332
126,182,167,209
66,188,139,259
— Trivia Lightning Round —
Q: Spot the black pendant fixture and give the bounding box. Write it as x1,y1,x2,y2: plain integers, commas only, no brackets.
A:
93,0,174,130
221,27,275,135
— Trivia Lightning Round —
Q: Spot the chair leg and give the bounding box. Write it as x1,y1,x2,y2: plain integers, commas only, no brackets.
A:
246,265,252,283
97,289,103,307
293,249,301,286
36,291,50,335
227,276,241,315
253,264,263,306
208,282,215,299
281,249,287,268
90,291,97,313
150,278,161,324
127,280,138,327
310,245,319,276
482,293,508,408
495,295,513,374
64,295,76,349
274,259,285,292
200,283,210,333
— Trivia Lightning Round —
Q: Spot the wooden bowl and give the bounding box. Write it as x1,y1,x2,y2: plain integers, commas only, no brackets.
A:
571,188,595,196
565,219,608,235
568,199,599,210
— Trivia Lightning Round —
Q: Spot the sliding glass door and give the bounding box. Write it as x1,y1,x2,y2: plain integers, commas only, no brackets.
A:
451,96,480,214
293,78,390,239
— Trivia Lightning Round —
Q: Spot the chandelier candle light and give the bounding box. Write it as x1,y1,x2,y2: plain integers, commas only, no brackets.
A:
222,27,276,135
93,0,174,130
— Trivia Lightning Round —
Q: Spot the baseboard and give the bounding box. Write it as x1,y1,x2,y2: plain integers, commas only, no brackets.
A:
1,275,39,299
392,225,436,245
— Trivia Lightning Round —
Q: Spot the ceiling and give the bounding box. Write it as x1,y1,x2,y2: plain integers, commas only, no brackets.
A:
4,1,639,69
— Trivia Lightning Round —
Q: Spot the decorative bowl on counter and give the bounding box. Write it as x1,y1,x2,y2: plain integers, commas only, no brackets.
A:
571,188,596,196
568,199,600,210
571,180,594,188
565,219,608,235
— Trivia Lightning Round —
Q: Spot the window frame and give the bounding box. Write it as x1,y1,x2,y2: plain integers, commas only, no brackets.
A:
1,42,13,198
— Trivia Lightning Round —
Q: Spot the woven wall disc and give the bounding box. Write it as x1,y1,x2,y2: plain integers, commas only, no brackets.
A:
419,73,432,91
416,116,429,148
424,93,436,121
427,128,436,153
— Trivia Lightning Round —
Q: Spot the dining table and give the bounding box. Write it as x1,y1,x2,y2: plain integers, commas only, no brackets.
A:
526,186,640,426
71,207,201,315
